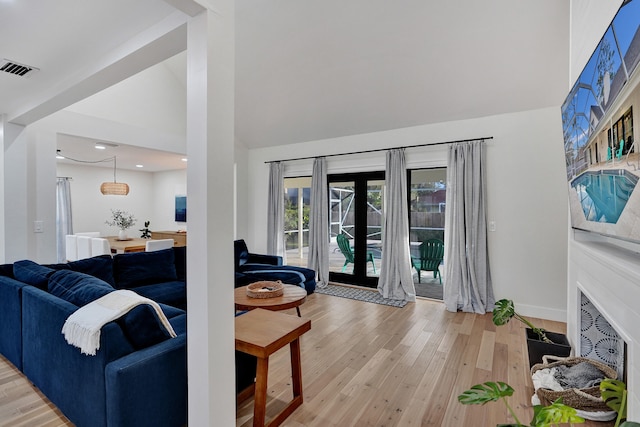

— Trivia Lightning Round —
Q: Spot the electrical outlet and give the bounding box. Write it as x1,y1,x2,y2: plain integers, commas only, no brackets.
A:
488,221,496,232
34,220,44,233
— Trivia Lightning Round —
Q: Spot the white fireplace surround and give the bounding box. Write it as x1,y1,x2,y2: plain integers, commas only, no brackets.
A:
568,234,640,420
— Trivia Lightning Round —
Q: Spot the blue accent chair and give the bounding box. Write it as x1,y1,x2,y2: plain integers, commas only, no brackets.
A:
234,239,316,294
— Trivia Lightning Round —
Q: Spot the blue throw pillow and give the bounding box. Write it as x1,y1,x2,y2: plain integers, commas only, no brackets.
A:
48,269,114,305
113,249,177,289
13,260,56,290
48,270,174,350
67,255,115,286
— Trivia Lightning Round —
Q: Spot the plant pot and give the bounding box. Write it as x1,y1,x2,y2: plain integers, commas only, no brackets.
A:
526,328,571,368
118,229,128,240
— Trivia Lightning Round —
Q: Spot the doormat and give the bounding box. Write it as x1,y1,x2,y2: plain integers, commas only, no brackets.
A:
314,284,408,308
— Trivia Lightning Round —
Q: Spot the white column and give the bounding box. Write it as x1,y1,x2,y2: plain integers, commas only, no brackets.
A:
186,1,235,426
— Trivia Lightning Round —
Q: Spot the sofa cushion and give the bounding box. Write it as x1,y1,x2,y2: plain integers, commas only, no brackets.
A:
119,305,177,349
67,255,115,286
13,260,56,290
0,263,15,278
173,246,187,281
48,270,175,350
133,281,186,310
113,249,177,289
48,269,114,305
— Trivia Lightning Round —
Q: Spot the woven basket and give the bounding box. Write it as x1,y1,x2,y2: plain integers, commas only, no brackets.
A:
531,355,617,412
246,281,284,299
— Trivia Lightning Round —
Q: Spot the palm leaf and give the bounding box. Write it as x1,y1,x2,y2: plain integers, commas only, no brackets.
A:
601,379,627,413
531,398,585,426
458,381,514,405
601,379,627,427
492,299,515,326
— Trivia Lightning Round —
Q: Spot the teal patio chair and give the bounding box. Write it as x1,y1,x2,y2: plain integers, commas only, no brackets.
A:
336,233,376,274
411,239,444,284
616,139,625,160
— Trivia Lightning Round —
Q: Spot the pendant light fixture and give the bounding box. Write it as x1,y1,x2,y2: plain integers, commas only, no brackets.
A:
56,151,130,196
100,156,129,195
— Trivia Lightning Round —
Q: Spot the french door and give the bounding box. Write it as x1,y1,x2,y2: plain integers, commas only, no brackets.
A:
328,171,384,288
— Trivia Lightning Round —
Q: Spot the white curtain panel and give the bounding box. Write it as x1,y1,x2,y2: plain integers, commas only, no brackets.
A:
267,162,285,257
307,157,330,288
56,177,73,263
377,149,416,302
443,141,495,314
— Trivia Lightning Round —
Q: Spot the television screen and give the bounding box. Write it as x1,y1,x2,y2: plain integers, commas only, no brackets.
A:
175,195,187,222
562,0,640,243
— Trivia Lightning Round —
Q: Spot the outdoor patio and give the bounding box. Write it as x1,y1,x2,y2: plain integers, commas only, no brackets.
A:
284,242,443,300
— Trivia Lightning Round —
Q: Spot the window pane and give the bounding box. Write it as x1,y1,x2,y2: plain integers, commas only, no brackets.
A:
284,177,312,267
409,168,446,245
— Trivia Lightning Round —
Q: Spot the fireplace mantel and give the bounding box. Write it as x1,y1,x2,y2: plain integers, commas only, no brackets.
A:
568,237,640,419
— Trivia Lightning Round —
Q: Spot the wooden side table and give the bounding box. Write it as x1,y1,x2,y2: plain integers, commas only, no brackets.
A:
235,308,311,427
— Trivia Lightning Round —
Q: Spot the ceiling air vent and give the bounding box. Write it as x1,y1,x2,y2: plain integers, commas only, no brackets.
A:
0,59,39,77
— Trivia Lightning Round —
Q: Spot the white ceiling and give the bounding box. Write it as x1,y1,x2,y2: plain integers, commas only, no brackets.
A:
1,0,570,166
56,134,187,173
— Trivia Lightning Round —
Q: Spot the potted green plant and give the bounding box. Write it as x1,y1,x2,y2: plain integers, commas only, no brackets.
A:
492,299,571,367
458,381,585,426
139,220,151,239
105,209,137,240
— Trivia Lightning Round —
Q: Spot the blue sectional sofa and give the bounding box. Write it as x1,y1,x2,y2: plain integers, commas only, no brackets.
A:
234,239,316,294
0,247,257,427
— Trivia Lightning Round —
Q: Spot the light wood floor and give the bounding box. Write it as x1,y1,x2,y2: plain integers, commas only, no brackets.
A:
0,290,613,426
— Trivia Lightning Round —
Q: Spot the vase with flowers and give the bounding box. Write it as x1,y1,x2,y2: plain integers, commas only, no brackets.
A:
106,209,137,240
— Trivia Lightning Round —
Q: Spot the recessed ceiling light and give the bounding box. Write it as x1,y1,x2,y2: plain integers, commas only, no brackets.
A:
95,143,106,150
181,158,188,162
136,164,144,168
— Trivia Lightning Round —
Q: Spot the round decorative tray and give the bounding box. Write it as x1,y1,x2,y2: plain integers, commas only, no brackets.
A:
246,281,284,299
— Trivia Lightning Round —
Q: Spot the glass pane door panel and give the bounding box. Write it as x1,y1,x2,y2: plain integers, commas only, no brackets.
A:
284,177,312,267
409,168,446,299
330,181,355,274
366,180,385,277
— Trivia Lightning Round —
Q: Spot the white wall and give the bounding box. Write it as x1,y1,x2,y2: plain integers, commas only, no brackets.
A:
56,163,187,237
56,163,155,237
152,169,187,231
65,52,186,138
246,106,569,321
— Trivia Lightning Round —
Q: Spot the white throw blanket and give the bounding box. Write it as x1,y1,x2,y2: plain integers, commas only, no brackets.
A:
61,290,177,356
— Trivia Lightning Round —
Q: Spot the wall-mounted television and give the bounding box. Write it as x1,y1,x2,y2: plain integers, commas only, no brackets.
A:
562,0,640,244
175,195,187,222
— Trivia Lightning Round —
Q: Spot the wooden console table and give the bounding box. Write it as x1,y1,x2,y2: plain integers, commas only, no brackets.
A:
235,308,311,427
151,231,186,247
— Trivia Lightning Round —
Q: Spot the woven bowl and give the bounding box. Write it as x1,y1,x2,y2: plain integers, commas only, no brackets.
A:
246,281,284,299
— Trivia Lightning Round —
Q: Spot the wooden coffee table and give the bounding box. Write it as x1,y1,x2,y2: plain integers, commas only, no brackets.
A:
234,284,307,317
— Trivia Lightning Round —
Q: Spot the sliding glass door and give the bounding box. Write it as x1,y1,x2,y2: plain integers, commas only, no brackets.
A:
329,172,384,288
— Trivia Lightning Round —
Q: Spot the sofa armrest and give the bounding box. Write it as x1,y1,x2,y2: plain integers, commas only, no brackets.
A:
105,326,187,427
247,253,283,266
0,276,27,369
22,286,135,427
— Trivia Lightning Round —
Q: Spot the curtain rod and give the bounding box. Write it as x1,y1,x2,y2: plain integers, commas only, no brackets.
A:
264,136,493,163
